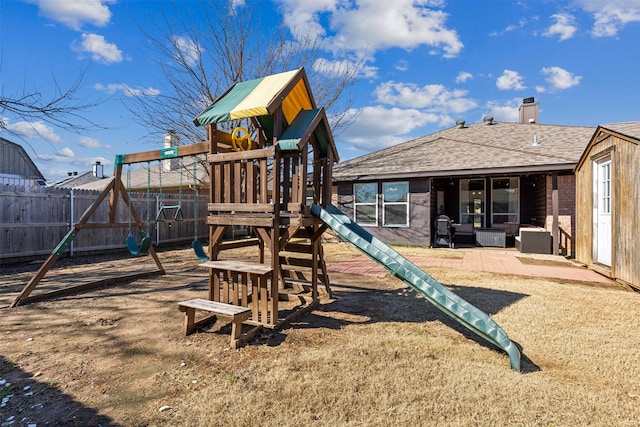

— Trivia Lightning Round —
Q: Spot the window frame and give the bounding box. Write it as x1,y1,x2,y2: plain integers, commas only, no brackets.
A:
353,182,378,226
382,181,410,227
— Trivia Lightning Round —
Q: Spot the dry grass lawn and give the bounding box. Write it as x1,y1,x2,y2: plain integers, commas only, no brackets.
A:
1,242,639,426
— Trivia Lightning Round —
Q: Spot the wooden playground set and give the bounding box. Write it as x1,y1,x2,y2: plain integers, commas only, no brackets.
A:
11,68,339,348
10,68,521,370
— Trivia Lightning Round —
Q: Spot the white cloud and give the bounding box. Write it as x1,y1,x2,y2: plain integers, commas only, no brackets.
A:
313,57,377,79
77,136,111,149
94,83,160,97
27,0,115,30
3,119,62,142
72,33,123,64
455,71,473,83
543,13,577,41
57,147,75,158
394,60,409,72
485,99,521,123
173,36,201,67
338,105,446,152
490,18,528,37
541,66,582,89
277,0,463,58
496,70,526,91
374,81,477,114
576,0,640,37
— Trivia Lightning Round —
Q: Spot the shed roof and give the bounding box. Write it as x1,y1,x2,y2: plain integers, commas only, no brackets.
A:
0,137,46,180
575,121,640,172
333,121,595,181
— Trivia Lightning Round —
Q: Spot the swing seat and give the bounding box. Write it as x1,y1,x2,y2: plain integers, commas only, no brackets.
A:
156,204,184,222
192,239,208,261
127,233,152,255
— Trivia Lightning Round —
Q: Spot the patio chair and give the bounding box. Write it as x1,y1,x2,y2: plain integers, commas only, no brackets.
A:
433,215,454,248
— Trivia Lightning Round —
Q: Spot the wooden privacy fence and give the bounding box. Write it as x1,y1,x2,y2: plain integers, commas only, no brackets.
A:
0,185,208,265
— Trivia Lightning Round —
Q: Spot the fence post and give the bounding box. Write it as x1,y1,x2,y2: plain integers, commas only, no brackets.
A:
69,188,75,257
156,194,160,245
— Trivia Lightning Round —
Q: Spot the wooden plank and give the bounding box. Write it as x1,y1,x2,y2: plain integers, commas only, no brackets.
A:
280,257,314,269
282,156,291,206
120,141,210,164
200,260,273,275
260,274,269,324
259,159,268,203
222,270,230,304
178,299,251,316
207,203,274,212
246,162,256,204
240,272,248,307
224,162,232,203
283,242,312,253
251,274,259,321
207,147,275,163
213,163,222,203
217,237,260,251
234,161,242,204
291,156,300,204
232,271,240,305
74,222,135,229
207,215,273,227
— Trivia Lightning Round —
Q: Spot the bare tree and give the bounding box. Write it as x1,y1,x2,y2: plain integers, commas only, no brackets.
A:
0,67,100,135
129,1,360,147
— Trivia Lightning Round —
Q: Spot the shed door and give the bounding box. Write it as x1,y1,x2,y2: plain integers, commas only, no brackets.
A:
593,156,612,266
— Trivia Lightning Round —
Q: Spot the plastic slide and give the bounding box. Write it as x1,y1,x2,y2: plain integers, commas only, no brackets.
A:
311,204,521,371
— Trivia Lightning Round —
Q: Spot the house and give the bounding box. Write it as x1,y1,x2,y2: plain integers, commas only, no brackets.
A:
0,136,46,187
74,131,208,194
53,161,109,189
575,122,640,290
332,99,594,255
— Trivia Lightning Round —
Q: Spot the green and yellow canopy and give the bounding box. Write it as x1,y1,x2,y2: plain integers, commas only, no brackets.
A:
194,68,338,161
193,68,314,126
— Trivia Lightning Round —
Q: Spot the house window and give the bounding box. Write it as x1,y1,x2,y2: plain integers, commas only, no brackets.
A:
460,179,485,227
383,181,409,226
354,183,378,225
491,177,520,224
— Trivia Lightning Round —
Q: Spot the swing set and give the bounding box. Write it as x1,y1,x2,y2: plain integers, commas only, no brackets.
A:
10,142,212,307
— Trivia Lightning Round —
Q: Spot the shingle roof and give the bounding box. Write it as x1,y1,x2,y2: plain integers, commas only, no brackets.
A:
73,160,209,192
600,121,640,140
333,121,595,181
53,171,102,188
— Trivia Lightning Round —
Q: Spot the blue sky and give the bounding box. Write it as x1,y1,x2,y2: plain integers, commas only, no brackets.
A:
2,0,640,182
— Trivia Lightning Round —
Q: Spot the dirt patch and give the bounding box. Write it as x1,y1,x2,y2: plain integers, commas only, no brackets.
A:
1,243,639,426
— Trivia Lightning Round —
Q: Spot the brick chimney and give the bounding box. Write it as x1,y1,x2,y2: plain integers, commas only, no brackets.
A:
163,130,180,171
92,161,104,178
519,97,539,124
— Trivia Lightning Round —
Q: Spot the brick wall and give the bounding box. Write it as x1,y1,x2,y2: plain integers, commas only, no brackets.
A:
545,175,576,256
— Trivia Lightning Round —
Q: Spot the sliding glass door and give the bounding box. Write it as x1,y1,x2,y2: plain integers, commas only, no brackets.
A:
460,179,485,227
491,177,520,224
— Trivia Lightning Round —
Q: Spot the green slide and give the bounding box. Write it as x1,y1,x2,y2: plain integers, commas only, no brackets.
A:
311,204,521,371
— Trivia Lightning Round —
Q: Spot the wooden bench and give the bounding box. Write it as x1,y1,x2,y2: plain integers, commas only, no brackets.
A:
177,298,252,349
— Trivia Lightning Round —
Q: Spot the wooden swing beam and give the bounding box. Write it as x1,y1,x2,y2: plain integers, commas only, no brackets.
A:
10,141,213,308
